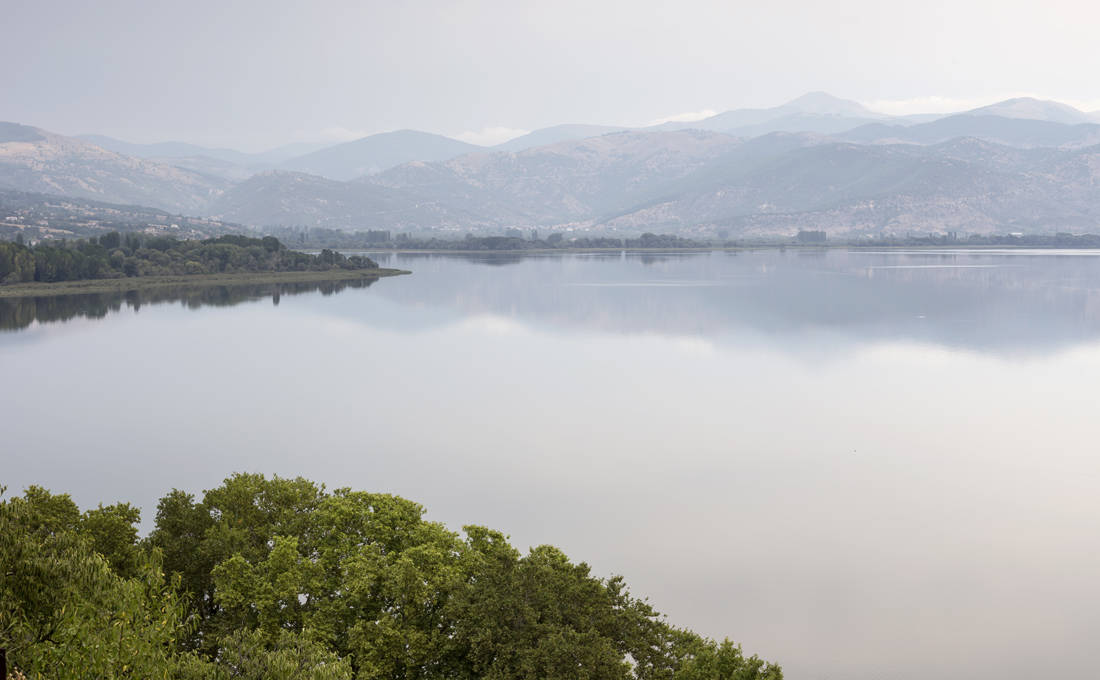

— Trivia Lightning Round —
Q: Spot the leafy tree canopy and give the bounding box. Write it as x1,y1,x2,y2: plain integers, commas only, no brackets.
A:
0,234,378,285
2,476,782,680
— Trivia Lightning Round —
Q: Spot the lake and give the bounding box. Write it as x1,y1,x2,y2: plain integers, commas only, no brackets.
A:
4,248,1100,680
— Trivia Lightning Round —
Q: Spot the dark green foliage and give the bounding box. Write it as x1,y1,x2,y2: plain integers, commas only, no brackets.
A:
0,241,35,283
81,502,144,579
0,234,378,286
99,231,122,249
2,477,782,679
0,486,202,680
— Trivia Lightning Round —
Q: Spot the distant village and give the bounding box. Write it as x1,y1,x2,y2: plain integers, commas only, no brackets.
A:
0,191,239,243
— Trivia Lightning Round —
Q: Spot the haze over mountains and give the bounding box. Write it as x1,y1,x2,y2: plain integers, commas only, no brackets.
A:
3,93,1100,239
0,123,223,212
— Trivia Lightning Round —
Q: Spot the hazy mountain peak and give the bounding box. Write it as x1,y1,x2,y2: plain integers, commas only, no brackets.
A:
966,97,1093,124
493,124,628,152
0,122,46,143
365,129,459,141
654,92,888,137
281,129,483,181
776,91,878,117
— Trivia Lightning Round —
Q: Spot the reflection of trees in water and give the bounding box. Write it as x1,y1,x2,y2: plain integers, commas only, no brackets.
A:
391,251,711,268
0,278,375,332
629,252,704,266
391,252,528,267
448,253,525,267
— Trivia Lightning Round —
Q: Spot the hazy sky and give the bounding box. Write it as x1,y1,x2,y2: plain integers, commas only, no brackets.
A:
4,0,1100,150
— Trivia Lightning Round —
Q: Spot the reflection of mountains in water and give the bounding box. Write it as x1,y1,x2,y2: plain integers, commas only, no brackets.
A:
0,278,376,332
372,250,1100,353
384,252,529,267
379,251,702,268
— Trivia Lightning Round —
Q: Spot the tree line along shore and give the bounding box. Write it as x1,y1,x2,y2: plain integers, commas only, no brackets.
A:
267,226,1100,252
0,233,398,290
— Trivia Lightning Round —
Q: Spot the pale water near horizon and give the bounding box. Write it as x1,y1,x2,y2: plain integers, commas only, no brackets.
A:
4,249,1100,680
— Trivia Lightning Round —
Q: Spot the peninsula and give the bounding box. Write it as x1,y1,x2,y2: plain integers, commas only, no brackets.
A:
0,233,408,297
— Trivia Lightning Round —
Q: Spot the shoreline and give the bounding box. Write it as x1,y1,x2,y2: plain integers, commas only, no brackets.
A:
0,268,410,298
319,244,1100,256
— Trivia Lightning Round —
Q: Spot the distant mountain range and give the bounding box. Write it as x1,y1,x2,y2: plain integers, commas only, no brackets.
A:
841,115,1100,148
61,93,1100,182
209,131,1100,237
211,130,746,230
3,93,1100,238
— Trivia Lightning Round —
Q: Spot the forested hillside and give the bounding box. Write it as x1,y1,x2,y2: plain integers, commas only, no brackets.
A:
0,475,782,679
8,103,1100,238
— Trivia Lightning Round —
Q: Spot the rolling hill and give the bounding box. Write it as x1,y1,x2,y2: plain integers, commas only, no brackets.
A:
279,130,485,181
0,123,226,212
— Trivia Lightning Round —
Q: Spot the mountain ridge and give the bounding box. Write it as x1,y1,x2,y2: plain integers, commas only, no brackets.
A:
66,93,1100,181
964,97,1095,125
209,130,1100,237
0,124,226,212
9,92,1100,238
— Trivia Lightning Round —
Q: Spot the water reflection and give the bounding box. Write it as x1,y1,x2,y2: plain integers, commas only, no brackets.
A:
390,251,531,267
0,278,376,332
7,250,1100,354
356,249,1100,354
5,249,1100,680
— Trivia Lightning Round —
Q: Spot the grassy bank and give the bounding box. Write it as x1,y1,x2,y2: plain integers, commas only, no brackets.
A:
0,267,409,298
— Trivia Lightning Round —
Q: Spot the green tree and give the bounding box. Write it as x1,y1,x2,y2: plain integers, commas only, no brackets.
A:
149,474,325,651
4,476,782,679
208,488,466,678
0,487,194,680
99,232,121,249
662,634,783,680
82,502,143,579
446,533,641,680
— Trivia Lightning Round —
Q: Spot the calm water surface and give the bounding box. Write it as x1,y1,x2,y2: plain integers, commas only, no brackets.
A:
4,249,1100,680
